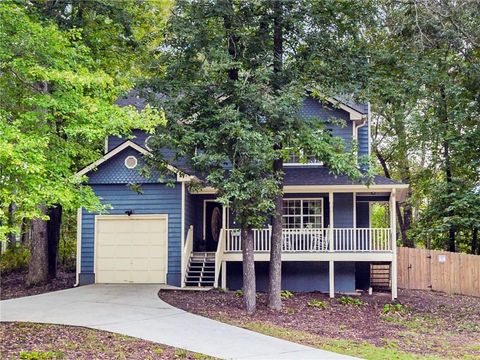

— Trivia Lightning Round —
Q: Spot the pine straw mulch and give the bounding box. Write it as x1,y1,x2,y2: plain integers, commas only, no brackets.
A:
159,288,480,359
0,270,75,300
0,322,213,360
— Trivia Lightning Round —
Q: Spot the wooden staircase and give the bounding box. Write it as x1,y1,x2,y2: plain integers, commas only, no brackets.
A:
370,262,391,290
185,252,216,287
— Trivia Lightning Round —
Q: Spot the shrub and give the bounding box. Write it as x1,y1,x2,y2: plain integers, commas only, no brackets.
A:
307,299,328,309
280,290,294,299
339,296,363,306
234,289,244,297
383,303,406,314
20,350,63,359
0,246,29,274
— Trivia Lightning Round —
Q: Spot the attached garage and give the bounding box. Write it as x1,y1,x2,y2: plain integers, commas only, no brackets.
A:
94,215,168,284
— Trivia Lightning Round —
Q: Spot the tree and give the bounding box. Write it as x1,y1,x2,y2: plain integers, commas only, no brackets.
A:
147,0,373,312
0,3,165,285
369,1,480,251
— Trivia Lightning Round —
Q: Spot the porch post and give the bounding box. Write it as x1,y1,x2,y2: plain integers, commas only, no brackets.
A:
329,192,334,252
222,206,227,229
390,188,398,300
221,260,227,290
181,182,186,288
329,260,335,298
353,192,357,251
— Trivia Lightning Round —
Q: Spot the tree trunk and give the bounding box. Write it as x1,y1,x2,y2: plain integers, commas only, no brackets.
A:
47,205,62,278
267,0,284,311
26,205,49,287
6,203,16,251
472,228,479,255
20,219,30,245
439,87,456,252
241,228,256,314
268,186,283,310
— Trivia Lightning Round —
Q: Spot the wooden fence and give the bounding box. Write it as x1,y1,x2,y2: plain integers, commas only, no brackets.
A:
398,247,480,297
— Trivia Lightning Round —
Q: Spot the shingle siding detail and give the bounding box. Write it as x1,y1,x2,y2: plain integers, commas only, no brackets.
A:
88,147,165,185
80,184,182,286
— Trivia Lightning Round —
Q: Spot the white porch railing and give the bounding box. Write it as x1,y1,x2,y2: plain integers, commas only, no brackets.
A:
225,227,392,253
181,225,194,287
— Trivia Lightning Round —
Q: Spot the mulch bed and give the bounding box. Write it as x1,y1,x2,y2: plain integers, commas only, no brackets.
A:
0,270,75,300
159,288,480,358
0,322,210,359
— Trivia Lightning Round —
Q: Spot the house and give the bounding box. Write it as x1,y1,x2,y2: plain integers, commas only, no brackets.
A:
75,94,408,300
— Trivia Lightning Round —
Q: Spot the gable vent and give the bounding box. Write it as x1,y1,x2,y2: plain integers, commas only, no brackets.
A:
124,156,138,169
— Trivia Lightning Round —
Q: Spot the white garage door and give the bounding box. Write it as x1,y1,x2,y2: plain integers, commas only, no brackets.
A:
95,215,167,283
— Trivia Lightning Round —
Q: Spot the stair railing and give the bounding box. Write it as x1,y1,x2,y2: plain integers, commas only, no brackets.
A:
214,228,226,288
181,225,194,287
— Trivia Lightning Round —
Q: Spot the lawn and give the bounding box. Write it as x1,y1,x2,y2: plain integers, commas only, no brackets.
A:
0,322,215,360
159,289,480,360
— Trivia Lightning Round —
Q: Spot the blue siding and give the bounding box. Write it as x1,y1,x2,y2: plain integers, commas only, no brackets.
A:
299,97,353,149
226,261,356,292
185,189,195,236
333,193,354,228
80,184,182,286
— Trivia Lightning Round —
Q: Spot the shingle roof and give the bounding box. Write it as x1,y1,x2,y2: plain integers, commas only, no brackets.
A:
283,166,403,186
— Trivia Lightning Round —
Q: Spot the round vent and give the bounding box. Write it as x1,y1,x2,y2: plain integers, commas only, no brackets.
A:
124,156,138,169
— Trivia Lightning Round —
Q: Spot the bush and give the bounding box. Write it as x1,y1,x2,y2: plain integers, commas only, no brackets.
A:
234,289,244,297
307,299,328,309
0,246,29,274
280,290,294,299
383,303,406,314
339,296,363,306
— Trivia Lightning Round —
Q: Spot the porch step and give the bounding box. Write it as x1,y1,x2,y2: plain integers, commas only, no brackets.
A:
370,262,391,290
185,252,216,287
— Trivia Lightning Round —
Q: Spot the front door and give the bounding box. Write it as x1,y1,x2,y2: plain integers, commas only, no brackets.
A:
205,201,223,252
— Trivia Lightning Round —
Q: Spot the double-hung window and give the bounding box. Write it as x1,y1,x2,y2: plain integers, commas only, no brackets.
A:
282,199,323,229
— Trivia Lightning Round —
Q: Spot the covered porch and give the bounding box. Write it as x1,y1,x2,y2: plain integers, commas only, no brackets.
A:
181,183,408,299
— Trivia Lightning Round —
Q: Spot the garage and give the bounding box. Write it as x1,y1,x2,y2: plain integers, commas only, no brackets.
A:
95,215,168,283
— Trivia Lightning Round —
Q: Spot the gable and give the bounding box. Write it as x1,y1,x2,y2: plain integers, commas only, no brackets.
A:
87,147,166,185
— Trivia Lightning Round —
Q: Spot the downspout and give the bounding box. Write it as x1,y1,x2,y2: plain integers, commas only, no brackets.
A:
74,207,82,287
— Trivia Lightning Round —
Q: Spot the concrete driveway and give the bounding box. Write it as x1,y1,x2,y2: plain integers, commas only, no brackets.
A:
0,284,358,359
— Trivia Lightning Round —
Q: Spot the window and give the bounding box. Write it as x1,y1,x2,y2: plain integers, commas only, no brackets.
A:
284,149,322,166
282,199,323,229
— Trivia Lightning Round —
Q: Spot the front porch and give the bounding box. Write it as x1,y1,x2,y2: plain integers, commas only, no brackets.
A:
180,185,407,299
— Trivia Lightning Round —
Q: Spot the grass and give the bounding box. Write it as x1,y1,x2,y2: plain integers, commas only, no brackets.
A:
237,321,442,360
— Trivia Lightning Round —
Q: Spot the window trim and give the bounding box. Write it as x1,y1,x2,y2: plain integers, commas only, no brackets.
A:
282,198,324,229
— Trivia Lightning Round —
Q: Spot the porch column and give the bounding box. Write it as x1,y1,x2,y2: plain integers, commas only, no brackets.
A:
390,188,398,300
329,260,335,298
180,182,186,288
221,260,227,291
329,192,334,252
222,206,227,229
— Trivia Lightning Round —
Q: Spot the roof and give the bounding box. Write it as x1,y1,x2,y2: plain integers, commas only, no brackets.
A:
283,166,403,186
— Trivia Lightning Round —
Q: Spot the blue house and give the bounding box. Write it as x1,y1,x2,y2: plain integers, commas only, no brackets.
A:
76,95,408,300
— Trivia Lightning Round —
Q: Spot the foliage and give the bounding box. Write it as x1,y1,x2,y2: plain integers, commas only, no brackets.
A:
383,303,406,314
338,296,363,306
20,350,64,360
369,1,480,252
0,246,29,274
307,299,328,310
0,3,166,239
234,289,244,298
280,290,293,300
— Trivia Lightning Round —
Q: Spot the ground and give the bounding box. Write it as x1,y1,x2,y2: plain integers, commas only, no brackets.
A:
0,322,214,360
1,273,215,359
159,289,480,360
0,270,75,300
